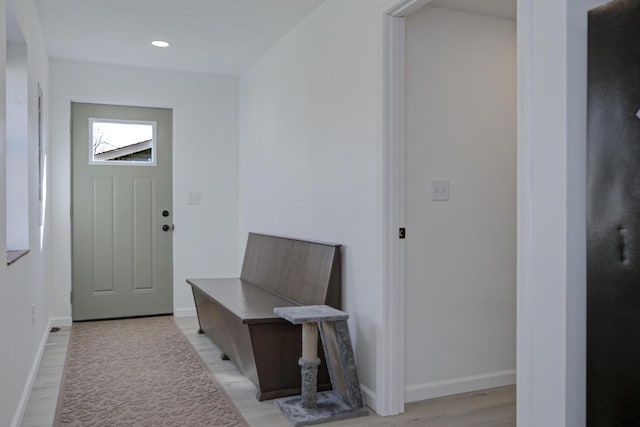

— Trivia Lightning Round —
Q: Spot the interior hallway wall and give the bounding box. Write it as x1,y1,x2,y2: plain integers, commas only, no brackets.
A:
0,0,51,425
48,59,239,322
239,0,407,412
404,5,517,401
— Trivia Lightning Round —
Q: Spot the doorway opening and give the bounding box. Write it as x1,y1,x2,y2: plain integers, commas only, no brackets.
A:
382,0,517,415
405,0,517,403
5,1,29,264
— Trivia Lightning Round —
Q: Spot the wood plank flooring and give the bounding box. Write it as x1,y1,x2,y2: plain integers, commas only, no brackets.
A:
21,326,70,427
21,317,515,426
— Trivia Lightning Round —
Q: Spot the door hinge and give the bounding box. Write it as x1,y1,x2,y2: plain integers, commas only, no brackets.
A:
399,228,406,239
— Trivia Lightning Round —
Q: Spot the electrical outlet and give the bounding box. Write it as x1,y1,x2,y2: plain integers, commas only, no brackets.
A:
432,180,450,201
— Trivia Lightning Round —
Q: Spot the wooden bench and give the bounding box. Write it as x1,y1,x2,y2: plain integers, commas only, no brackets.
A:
187,233,341,401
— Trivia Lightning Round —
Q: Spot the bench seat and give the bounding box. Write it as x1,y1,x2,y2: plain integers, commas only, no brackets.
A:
188,278,296,324
188,233,341,401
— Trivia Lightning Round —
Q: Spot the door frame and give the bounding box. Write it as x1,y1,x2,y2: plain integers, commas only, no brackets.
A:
380,0,527,417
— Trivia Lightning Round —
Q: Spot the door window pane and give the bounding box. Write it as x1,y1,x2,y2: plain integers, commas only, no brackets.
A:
90,119,156,165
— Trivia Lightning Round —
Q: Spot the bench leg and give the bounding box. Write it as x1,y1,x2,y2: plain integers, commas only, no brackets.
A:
191,287,206,335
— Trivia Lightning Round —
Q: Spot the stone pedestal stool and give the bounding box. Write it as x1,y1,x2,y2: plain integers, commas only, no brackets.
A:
273,305,369,426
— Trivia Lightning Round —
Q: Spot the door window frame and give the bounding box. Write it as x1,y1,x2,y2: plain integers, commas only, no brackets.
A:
88,117,157,166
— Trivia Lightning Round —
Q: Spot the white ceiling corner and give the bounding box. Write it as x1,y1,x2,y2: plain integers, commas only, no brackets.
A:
35,0,326,75
7,1,26,45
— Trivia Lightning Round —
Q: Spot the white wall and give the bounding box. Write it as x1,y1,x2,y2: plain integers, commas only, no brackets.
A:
49,59,239,322
0,0,51,425
517,0,607,425
239,0,403,411
5,42,28,249
404,6,516,402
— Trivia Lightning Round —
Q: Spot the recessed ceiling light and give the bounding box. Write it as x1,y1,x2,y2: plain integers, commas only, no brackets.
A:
151,40,170,48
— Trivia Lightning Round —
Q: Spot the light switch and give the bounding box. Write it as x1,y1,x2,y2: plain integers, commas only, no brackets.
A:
432,180,450,201
188,192,201,206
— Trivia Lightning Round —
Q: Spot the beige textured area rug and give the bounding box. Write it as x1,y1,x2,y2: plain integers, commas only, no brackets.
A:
54,316,248,427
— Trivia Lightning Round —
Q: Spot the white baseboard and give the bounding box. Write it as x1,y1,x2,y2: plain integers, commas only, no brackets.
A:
11,319,52,427
405,369,516,403
360,383,377,413
51,317,72,327
173,307,197,318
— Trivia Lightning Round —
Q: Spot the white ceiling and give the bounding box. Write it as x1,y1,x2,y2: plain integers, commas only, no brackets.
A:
429,0,516,20
35,0,326,75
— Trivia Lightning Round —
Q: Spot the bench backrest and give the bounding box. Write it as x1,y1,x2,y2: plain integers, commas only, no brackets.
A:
240,233,341,308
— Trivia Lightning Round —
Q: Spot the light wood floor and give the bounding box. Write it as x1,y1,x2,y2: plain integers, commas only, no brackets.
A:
21,326,70,427
21,317,515,426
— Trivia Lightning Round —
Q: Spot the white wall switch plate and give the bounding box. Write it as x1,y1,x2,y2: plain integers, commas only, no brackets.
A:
432,180,450,201
188,192,201,206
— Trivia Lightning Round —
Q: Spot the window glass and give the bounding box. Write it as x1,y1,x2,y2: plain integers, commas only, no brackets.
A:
90,119,156,164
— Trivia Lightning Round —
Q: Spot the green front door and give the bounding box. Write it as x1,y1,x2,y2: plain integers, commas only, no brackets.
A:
71,103,173,321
